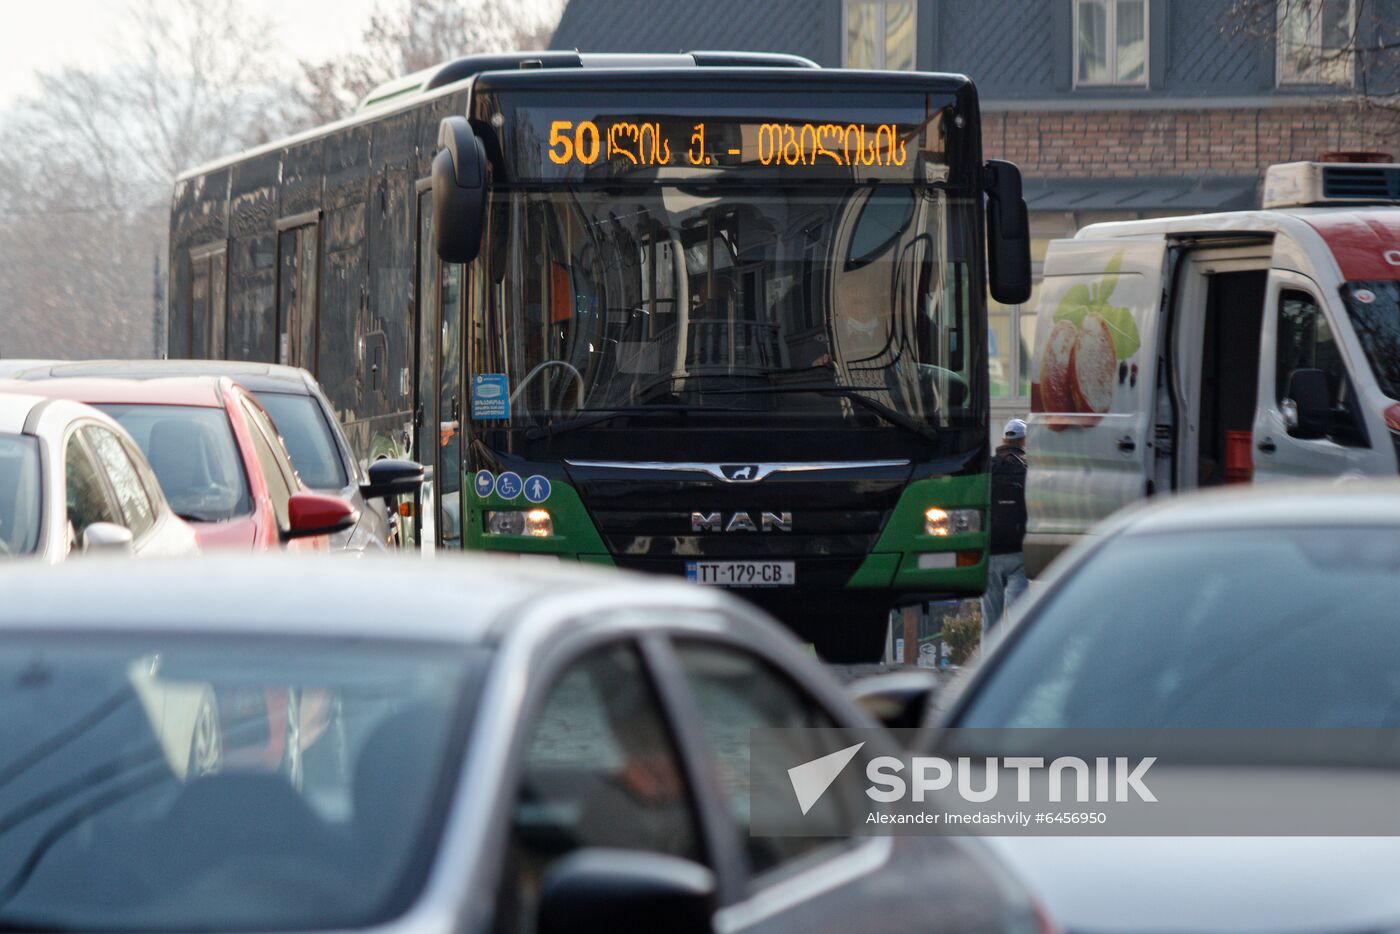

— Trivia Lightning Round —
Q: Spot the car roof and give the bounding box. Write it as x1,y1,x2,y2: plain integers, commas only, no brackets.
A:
1110,480,1400,537
21,360,313,395
0,554,734,644
0,391,43,434
14,375,230,407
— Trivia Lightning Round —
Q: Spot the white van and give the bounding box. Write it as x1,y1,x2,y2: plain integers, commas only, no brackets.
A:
1025,160,1400,576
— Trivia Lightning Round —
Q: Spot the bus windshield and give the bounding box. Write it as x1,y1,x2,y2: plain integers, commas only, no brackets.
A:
474,186,982,435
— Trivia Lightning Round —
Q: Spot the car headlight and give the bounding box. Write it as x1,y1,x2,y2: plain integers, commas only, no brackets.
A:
924,507,981,536
485,509,553,538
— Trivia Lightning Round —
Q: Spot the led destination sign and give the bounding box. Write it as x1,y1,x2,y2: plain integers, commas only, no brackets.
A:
545,119,913,169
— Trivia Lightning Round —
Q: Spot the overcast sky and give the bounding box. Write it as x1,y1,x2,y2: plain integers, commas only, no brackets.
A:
0,0,386,105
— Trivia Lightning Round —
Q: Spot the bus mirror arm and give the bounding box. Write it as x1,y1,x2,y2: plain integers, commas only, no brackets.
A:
433,116,488,264
982,160,1033,306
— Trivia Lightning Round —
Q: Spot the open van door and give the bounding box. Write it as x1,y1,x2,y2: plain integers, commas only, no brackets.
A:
1025,237,1170,576
1252,269,1392,481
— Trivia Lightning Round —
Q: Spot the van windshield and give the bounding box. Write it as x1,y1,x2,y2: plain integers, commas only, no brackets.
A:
1341,280,1400,400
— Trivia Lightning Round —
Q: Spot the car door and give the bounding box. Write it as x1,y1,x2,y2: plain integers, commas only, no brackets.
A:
666,638,941,934
492,639,711,934
1252,270,1391,480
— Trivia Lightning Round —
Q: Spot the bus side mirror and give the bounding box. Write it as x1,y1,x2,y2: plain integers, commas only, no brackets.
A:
433,116,488,264
983,160,1032,305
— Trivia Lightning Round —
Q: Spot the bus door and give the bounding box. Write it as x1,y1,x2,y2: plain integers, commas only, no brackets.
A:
1252,269,1387,481
413,185,465,549
276,217,320,372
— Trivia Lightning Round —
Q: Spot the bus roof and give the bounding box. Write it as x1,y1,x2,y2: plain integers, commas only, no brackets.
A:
176,52,821,183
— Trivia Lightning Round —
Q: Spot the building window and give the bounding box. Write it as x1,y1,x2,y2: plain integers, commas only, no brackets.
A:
1277,0,1354,85
1074,0,1148,86
844,0,916,70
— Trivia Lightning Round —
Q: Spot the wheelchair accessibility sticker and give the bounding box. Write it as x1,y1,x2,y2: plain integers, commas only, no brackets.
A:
471,374,510,420
495,472,523,500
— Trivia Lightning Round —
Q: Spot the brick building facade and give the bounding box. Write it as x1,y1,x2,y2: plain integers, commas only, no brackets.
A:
552,0,1400,419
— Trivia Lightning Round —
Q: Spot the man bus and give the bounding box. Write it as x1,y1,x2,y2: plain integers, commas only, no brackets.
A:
170,52,1031,661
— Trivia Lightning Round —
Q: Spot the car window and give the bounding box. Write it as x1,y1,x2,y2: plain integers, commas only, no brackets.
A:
252,392,349,490
0,434,42,556
500,643,702,933
85,426,155,538
1276,289,1367,447
240,400,297,529
64,433,122,543
957,527,1400,729
672,640,851,883
96,404,252,522
0,634,483,932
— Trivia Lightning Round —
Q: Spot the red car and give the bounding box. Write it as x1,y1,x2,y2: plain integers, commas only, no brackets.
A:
21,377,355,550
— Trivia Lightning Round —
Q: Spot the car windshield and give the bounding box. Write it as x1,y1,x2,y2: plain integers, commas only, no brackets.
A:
251,392,348,491
0,436,41,557
475,186,982,434
958,527,1400,728
0,635,482,931
96,405,252,523
1341,280,1400,399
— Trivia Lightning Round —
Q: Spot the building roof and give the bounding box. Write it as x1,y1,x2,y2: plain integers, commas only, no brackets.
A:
1023,176,1259,212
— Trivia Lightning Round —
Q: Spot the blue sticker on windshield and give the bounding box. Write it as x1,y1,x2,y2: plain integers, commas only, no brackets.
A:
471,374,510,420
524,475,551,504
495,471,523,500
473,470,495,498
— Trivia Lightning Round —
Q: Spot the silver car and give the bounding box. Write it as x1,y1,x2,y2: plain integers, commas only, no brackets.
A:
937,482,1400,933
0,556,1039,933
0,388,199,560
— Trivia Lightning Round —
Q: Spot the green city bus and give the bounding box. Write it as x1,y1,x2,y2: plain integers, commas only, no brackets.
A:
170,52,1030,660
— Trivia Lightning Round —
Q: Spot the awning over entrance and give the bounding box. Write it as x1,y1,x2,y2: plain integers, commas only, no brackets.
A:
1022,176,1259,212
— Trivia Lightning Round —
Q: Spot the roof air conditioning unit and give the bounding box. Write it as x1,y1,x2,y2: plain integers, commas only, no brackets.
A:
1262,161,1400,209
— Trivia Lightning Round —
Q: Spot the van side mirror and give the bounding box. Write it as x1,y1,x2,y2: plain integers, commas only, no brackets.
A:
360,458,424,501
1284,368,1330,439
81,522,134,554
433,116,488,264
537,849,715,934
982,160,1032,305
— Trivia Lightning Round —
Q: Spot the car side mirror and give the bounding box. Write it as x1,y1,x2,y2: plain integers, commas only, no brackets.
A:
982,160,1032,305
81,522,134,554
360,458,424,501
849,669,940,730
1284,368,1329,440
433,116,488,264
285,492,358,539
536,849,715,934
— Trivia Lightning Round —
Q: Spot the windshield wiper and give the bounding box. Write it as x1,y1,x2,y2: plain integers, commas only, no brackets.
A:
175,512,223,524
698,384,940,443
525,405,749,441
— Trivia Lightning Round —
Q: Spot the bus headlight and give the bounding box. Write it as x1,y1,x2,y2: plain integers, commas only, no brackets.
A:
486,510,554,537
924,507,981,536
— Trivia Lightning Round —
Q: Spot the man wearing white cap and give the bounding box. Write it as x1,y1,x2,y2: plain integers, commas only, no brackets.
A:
982,418,1028,634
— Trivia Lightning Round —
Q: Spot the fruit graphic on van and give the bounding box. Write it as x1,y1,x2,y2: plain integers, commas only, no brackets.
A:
1070,313,1116,419
1031,251,1140,428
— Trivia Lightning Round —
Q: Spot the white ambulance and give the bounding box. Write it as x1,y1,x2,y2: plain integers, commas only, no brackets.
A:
1025,160,1400,576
